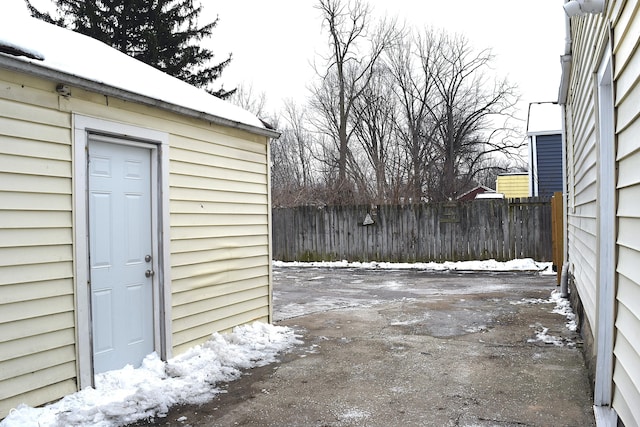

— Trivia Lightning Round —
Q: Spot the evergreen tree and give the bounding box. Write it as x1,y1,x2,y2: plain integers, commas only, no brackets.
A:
25,0,234,98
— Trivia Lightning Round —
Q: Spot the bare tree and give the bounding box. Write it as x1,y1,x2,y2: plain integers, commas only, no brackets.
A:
282,100,314,189
351,65,397,203
270,101,315,207
474,156,525,190
421,32,520,201
229,83,268,118
385,30,440,202
279,5,521,207
309,0,398,202
270,126,304,207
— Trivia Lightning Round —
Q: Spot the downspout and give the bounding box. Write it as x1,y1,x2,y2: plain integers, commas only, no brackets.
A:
526,104,534,197
558,2,572,296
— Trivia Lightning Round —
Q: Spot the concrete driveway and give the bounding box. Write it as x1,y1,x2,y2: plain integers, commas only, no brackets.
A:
138,267,595,426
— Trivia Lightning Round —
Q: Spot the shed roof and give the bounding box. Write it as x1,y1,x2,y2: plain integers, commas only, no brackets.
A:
0,12,276,137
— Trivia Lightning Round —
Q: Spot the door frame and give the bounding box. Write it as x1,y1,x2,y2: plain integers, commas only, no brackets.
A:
73,114,172,388
593,43,618,424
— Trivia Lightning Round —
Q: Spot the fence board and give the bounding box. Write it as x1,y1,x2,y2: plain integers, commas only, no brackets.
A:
272,198,552,262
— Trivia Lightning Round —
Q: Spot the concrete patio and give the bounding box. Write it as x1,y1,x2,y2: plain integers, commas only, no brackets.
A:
137,267,595,426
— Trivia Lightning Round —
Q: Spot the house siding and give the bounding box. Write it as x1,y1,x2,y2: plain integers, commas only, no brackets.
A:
565,1,640,425
565,10,605,353
496,174,529,198
0,66,271,417
168,126,271,354
612,2,640,424
534,134,563,197
0,76,77,416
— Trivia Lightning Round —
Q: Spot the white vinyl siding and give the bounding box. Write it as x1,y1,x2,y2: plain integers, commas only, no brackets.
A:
611,1,640,425
566,1,640,425
169,130,271,354
565,13,606,333
0,79,77,416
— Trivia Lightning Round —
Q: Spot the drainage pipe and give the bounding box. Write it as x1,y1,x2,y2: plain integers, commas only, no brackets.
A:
560,262,569,298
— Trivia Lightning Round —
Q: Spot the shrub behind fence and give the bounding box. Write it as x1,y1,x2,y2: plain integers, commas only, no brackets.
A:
272,198,552,262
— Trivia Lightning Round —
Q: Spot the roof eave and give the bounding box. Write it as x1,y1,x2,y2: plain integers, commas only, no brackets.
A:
0,55,281,139
527,129,563,137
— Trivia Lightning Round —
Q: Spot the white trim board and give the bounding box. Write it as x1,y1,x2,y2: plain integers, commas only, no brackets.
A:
593,45,618,425
73,114,172,388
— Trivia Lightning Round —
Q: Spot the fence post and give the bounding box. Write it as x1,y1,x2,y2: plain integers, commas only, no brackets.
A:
551,192,564,284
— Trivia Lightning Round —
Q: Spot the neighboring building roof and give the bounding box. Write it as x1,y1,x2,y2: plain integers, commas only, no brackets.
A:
498,172,528,176
475,192,504,199
527,103,562,135
0,12,276,136
456,185,495,202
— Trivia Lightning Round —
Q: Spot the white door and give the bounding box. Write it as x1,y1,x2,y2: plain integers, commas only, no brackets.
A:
88,138,155,373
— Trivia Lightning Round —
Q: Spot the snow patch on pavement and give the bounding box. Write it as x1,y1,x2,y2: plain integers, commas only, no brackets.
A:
550,290,578,331
337,408,370,421
275,298,380,321
273,258,553,273
1,323,301,427
526,290,578,348
528,326,575,348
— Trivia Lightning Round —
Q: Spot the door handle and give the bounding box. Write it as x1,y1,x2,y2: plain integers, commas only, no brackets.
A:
145,255,152,263
145,270,155,278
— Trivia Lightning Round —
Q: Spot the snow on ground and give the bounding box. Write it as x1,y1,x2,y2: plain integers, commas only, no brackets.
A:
523,289,578,347
0,323,301,427
272,258,555,321
528,326,574,347
1,259,560,426
273,258,554,274
550,290,578,331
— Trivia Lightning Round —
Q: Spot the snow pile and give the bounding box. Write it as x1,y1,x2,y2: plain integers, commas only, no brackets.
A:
528,326,573,347
526,290,578,347
273,258,552,273
550,290,578,331
1,323,301,427
510,297,553,305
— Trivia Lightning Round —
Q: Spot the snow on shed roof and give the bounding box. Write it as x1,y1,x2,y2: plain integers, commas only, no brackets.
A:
0,12,270,134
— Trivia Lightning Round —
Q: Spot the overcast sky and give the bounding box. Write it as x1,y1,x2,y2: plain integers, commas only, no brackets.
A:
6,0,566,130
210,1,566,123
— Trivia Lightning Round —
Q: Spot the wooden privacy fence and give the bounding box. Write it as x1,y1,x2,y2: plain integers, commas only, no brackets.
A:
272,198,552,263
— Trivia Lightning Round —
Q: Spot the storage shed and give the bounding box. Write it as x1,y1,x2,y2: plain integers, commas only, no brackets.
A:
0,15,279,417
559,1,640,425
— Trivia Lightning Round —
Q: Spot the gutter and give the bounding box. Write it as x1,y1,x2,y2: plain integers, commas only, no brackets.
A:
558,5,573,105
0,55,281,140
559,2,572,270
